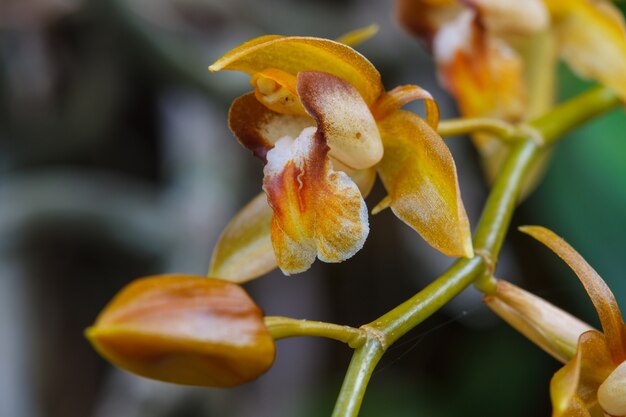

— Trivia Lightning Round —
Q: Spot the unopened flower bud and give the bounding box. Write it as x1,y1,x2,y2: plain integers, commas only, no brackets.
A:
484,280,593,364
86,274,275,387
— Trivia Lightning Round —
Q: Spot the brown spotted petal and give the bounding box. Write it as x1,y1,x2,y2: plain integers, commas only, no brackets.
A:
85,274,276,387
376,109,473,258
209,193,277,283
297,71,383,170
263,127,368,275
228,92,314,162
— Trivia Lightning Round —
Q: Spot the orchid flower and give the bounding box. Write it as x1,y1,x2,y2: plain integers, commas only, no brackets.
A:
488,226,626,417
396,0,626,193
208,35,473,279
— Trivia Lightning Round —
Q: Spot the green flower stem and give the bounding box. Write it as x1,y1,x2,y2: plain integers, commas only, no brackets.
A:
437,118,517,140
264,316,365,347
330,337,384,417
472,141,539,262
331,85,620,417
532,86,620,146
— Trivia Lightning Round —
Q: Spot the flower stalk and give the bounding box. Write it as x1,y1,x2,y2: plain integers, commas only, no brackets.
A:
331,84,621,417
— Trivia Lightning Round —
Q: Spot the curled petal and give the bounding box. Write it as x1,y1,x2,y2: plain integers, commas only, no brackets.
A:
228,93,313,162
485,280,593,364
263,127,368,275
546,0,626,102
297,71,383,170
372,85,440,128
251,68,307,116
86,275,275,387
551,330,614,417
376,110,473,258
209,36,383,106
521,226,626,363
209,193,277,283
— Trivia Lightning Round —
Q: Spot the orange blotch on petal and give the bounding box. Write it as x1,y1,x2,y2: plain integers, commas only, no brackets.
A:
377,110,473,258
263,127,368,275
297,71,383,170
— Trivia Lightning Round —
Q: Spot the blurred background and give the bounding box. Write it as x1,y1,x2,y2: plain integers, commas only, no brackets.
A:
1,0,625,416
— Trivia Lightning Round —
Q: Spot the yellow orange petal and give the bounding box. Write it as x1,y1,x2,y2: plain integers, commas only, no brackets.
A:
297,71,383,170
546,0,626,102
228,92,313,162
209,35,383,106
434,10,526,122
86,274,275,387
372,84,440,128
484,280,593,364
263,127,368,274
433,10,528,189
335,24,380,47
376,109,473,258
551,330,613,417
209,193,277,283
520,226,626,363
